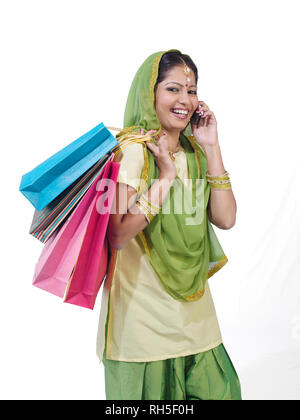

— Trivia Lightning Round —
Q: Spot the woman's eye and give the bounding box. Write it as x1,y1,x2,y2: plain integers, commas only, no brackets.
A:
167,87,197,95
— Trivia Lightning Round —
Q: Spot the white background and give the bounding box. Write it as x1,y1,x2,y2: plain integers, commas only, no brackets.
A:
1,0,299,400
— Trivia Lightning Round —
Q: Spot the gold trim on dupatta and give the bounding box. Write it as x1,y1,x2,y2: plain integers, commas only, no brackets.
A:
208,255,228,278
150,53,164,107
187,135,201,179
149,52,164,139
105,242,118,291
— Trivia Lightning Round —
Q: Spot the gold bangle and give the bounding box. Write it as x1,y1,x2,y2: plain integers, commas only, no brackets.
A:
207,175,230,182
136,199,157,223
137,197,153,215
135,201,151,223
207,179,231,185
139,193,161,214
206,170,230,180
206,170,229,177
210,187,232,191
147,212,155,223
141,194,161,214
209,182,232,190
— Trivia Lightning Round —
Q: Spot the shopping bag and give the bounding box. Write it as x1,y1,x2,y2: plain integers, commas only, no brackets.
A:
29,153,110,243
32,200,95,298
32,156,114,297
63,158,120,309
19,122,118,211
32,155,119,308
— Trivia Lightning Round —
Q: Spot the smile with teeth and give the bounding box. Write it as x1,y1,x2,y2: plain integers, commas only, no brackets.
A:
171,108,189,119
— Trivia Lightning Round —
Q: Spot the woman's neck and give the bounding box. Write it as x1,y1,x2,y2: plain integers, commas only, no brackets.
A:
161,127,181,152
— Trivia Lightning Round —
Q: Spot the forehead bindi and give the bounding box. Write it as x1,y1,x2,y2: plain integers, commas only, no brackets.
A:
162,66,196,87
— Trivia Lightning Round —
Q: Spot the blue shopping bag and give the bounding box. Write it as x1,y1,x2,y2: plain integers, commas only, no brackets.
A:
19,122,118,211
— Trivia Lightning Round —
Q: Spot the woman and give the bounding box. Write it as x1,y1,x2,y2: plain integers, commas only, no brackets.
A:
96,49,242,400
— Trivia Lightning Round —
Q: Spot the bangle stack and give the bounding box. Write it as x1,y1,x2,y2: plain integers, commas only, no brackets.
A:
206,170,232,190
135,193,161,224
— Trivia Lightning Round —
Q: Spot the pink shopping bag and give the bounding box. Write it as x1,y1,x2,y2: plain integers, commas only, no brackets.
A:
32,202,94,298
32,155,119,306
64,159,120,309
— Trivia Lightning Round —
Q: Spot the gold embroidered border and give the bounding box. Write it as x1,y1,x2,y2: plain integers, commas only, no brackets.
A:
185,288,205,301
185,255,228,302
115,125,140,140
113,137,149,159
187,135,201,179
105,244,118,291
188,136,206,155
105,279,113,358
149,53,164,139
137,142,149,195
208,255,228,278
150,53,164,106
138,231,151,257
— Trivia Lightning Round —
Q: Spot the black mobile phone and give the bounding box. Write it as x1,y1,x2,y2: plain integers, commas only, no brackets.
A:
190,109,202,127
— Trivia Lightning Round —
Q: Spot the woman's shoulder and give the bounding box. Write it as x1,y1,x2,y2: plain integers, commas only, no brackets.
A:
114,134,145,164
114,139,146,191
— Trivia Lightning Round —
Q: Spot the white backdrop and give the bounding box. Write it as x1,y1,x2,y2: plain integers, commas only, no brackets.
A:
1,0,299,400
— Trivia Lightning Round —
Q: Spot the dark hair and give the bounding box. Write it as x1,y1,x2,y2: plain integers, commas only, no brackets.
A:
154,50,198,90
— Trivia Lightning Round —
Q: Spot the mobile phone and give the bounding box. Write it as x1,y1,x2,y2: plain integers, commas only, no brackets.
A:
190,109,202,126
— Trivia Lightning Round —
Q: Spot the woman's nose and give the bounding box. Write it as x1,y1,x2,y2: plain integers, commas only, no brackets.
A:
179,90,191,105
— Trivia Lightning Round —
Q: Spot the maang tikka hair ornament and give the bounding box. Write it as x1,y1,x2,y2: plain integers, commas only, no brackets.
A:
180,58,191,86
180,58,203,123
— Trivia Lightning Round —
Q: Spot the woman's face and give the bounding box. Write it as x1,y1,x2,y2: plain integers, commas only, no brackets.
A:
154,65,199,132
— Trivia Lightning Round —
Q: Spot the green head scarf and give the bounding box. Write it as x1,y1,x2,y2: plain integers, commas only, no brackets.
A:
113,49,228,302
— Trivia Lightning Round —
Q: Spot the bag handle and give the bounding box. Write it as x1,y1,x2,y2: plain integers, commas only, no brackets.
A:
106,126,122,132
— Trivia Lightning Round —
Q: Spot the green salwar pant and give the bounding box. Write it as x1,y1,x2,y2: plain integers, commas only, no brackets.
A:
102,344,242,400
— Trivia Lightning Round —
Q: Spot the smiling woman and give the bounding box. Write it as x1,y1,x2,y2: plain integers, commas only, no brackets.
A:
155,69,199,127
154,55,199,138
97,49,241,400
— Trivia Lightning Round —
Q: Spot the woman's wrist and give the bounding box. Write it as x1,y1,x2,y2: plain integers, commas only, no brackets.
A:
201,141,220,154
201,142,226,175
159,172,176,183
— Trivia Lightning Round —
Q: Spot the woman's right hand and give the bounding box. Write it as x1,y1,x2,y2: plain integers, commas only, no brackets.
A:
141,129,177,180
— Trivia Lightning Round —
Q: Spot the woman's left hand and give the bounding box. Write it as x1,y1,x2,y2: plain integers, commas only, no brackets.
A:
191,101,219,147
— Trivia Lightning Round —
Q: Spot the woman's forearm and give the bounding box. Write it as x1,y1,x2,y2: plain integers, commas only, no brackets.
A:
203,142,237,229
110,173,176,249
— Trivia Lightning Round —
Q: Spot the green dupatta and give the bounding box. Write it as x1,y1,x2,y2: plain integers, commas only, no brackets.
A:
111,49,228,302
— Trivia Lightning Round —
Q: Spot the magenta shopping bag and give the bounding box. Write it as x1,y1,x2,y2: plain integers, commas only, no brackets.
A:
33,155,119,307
64,158,120,309
32,202,94,298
